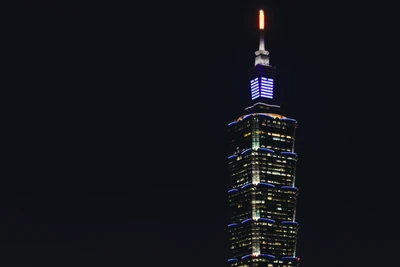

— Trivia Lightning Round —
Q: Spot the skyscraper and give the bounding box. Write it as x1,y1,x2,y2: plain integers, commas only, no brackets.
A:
227,10,300,267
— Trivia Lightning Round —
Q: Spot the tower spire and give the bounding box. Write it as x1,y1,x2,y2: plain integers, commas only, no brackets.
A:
255,9,270,66
259,9,265,50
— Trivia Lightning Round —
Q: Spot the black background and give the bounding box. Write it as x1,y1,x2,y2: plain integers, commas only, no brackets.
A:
1,0,399,266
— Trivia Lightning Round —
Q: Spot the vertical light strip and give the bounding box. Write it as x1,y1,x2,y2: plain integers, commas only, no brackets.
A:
259,10,265,30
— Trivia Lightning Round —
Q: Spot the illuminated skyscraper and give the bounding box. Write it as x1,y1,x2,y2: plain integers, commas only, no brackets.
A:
227,10,300,267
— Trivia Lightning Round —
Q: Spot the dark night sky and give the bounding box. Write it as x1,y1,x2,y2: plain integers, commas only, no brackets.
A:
1,0,399,266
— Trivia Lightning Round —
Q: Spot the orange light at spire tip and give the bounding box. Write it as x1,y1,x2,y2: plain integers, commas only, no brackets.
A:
259,9,265,30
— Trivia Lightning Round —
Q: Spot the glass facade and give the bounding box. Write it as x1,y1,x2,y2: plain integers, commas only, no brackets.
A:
227,10,300,267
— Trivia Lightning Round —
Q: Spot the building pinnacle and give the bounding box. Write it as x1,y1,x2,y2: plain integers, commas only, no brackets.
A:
255,9,270,66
